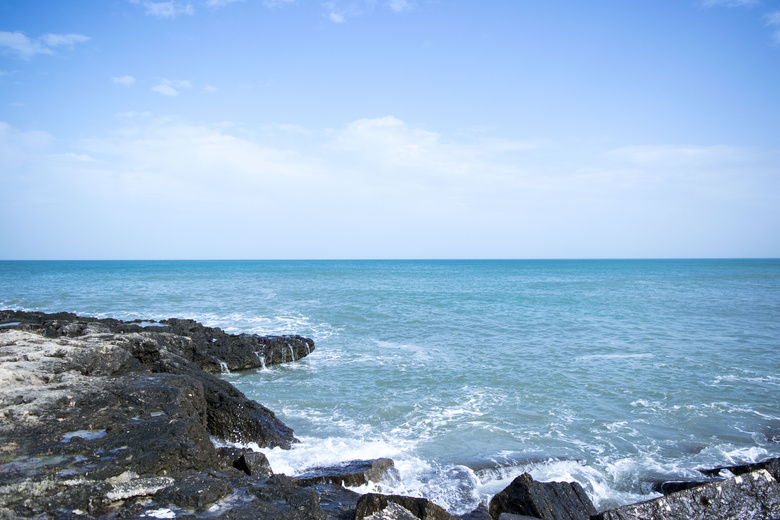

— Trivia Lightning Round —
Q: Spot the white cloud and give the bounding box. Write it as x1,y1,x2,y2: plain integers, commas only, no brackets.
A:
203,84,218,92
152,84,179,96
205,0,244,7
263,0,295,6
41,33,91,47
112,75,136,87
605,144,750,165
329,11,346,23
2,117,778,259
0,31,89,59
387,0,413,13
766,11,780,44
151,79,193,96
132,0,195,18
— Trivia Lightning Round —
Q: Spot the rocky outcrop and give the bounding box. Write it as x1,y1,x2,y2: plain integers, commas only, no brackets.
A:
487,473,596,520
0,310,315,518
594,469,780,520
0,310,314,373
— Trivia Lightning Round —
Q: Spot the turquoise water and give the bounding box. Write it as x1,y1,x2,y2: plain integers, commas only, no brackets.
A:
1,260,779,512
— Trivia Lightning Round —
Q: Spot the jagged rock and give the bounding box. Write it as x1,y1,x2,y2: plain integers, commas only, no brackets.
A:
364,501,421,520
106,476,175,500
234,452,274,477
294,458,398,487
154,473,233,512
595,469,780,520
487,473,596,520
0,310,315,374
356,493,458,520
308,483,363,520
498,515,541,520
247,474,326,520
459,504,494,520
0,311,307,518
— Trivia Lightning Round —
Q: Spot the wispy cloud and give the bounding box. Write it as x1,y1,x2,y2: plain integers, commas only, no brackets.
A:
40,34,91,47
0,31,89,59
112,75,137,87
387,0,413,13
151,79,193,96
263,0,295,6
205,0,244,8
130,0,195,18
766,10,780,44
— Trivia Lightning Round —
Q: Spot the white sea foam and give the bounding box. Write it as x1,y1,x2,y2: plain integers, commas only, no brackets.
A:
576,353,654,362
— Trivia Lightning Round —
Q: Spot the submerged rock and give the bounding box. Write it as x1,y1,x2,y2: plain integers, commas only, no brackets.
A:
294,458,399,487
487,473,596,520
594,469,780,520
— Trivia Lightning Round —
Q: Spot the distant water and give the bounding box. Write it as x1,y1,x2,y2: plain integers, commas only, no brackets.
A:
2,259,779,513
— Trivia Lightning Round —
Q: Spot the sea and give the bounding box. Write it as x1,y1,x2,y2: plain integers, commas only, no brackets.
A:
1,259,779,514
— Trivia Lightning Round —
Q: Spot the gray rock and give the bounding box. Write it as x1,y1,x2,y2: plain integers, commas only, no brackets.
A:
594,469,780,520
248,474,326,520
488,473,596,520
295,458,398,487
459,504,494,520
356,493,458,520
234,451,274,477
154,473,234,512
308,483,363,520
364,501,421,520
498,515,541,520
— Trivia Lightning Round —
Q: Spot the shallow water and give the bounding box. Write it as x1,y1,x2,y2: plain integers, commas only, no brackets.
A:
2,259,779,513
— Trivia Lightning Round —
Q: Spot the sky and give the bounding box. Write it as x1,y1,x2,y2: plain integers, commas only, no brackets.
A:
1,0,779,260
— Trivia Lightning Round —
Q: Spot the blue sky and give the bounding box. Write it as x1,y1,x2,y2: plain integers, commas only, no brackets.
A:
1,0,779,259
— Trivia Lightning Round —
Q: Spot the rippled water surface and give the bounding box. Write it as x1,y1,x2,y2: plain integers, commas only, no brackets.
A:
2,259,779,513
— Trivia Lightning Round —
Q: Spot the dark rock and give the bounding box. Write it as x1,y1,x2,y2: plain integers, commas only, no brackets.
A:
234,451,274,477
308,482,363,520
216,446,247,470
650,480,710,495
594,469,780,520
155,473,233,512
487,473,596,520
497,515,541,520
247,474,326,520
459,504,494,520
295,458,398,487
356,493,458,520
363,501,421,520
0,310,314,518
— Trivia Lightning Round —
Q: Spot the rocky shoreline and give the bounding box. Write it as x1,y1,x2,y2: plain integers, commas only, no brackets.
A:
1,310,779,519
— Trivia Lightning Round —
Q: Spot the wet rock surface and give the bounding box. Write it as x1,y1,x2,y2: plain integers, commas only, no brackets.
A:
594,469,780,520
488,473,596,520
356,493,459,520
294,458,399,487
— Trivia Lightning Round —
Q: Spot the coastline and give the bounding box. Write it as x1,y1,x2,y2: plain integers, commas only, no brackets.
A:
1,310,779,519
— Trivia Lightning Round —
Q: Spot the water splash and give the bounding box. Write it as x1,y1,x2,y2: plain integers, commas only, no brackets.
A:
254,352,266,370
218,361,230,374
287,343,296,362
